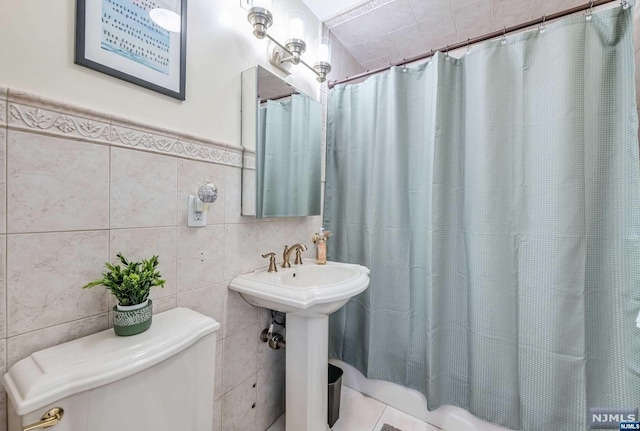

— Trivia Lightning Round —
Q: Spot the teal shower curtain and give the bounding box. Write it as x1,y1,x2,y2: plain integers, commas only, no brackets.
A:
325,6,640,431
257,94,321,217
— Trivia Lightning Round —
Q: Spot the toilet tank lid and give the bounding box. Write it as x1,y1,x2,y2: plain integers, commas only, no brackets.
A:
2,307,220,416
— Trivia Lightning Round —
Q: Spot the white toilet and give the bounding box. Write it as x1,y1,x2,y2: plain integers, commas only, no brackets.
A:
3,307,219,431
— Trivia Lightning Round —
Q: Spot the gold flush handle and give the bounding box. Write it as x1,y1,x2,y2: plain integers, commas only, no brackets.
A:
23,407,64,431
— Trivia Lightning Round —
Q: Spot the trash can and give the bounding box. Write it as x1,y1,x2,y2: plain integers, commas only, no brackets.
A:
328,363,343,428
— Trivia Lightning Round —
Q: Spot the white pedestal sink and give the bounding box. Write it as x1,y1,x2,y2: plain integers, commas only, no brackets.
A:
229,259,370,431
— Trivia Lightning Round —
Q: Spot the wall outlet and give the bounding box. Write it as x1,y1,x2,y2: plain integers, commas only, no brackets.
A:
187,195,207,227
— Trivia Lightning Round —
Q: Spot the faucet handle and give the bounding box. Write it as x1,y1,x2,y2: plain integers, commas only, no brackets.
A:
281,245,291,268
261,252,277,273
294,248,304,265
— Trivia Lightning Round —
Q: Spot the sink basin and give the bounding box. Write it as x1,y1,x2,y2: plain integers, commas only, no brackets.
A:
229,259,370,316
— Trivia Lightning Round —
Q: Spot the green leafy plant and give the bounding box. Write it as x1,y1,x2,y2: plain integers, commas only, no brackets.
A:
82,253,166,307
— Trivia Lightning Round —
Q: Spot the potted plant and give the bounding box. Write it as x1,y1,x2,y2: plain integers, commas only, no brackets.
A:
82,253,165,336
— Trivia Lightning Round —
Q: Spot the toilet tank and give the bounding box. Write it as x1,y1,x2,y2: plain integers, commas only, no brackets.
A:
3,308,219,431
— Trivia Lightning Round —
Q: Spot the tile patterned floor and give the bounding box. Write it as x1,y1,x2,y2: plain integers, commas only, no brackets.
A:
267,385,441,431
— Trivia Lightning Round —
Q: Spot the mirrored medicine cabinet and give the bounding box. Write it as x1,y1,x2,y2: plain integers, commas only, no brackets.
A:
241,66,322,218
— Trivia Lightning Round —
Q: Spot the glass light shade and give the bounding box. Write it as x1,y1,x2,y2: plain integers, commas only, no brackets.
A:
288,9,306,41
250,0,272,10
149,8,181,33
318,37,331,62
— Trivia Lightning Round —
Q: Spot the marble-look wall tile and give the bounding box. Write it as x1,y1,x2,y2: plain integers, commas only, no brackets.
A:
109,227,177,302
177,159,226,225
256,358,285,431
259,217,321,265
224,223,261,280
212,398,222,431
7,231,109,336
222,323,258,394
225,166,253,224
7,396,19,431
215,341,223,400
110,147,177,229
0,393,6,431
7,131,109,233
0,340,6,392
256,309,285,371
152,295,177,314
221,376,257,431
0,88,332,431
0,87,6,127
6,313,108,368
0,129,5,234
177,282,225,341
224,290,258,338
266,416,285,431
0,236,5,339
258,221,291,263
176,226,225,292
258,219,315,261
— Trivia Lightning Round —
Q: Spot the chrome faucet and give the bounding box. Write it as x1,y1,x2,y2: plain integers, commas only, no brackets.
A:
282,243,308,268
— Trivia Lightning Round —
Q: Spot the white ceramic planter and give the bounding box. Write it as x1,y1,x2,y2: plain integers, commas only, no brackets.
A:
116,299,149,312
113,299,152,336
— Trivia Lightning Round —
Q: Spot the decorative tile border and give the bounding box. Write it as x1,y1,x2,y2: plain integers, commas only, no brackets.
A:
9,103,110,142
4,87,245,168
325,0,395,29
243,151,256,169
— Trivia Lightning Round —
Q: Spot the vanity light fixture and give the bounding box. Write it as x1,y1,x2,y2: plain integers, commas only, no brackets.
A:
247,0,273,38
284,9,307,64
313,37,332,83
245,0,332,83
188,180,218,227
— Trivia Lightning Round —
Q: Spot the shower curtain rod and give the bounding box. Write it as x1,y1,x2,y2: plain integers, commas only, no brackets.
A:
327,0,621,88
261,92,299,102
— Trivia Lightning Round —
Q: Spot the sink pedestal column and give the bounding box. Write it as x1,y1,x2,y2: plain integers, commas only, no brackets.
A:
286,314,329,431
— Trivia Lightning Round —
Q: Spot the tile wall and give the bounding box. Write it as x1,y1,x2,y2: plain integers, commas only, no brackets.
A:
0,86,321,431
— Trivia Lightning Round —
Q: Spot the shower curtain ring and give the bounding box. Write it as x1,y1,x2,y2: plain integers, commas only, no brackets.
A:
538,15,547,33
586,0,594,20
501,26,507,44
445,45,449,58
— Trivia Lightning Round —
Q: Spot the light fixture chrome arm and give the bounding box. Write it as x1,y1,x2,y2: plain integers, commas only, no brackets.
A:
266,34,329,82
247,4,331,83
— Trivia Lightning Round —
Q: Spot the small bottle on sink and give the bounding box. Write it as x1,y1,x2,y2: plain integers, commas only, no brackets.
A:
313,228,331,265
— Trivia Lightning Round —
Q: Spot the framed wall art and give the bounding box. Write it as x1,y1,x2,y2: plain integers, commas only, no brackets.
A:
75,0,187,100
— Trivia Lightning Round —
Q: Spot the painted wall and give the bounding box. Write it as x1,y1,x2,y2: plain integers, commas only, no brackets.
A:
0,0,328,430
0,0,323,145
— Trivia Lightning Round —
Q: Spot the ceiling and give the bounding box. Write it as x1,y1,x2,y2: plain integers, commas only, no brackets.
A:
318,0,590,71
302,0,367,21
